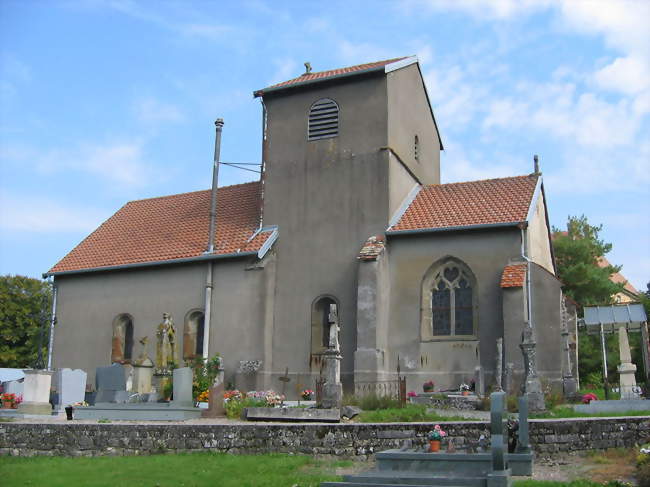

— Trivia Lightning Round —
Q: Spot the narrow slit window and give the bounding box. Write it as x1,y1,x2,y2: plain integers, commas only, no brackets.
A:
414,135,420,162
308,98,339,141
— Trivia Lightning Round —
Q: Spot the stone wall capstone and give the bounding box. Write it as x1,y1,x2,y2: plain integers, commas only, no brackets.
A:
0,417,647,458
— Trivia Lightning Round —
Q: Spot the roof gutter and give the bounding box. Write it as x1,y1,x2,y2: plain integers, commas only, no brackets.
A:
43,251,258,278
386,221,526,237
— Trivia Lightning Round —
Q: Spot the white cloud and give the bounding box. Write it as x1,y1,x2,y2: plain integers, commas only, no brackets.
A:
594,55,650,96
25,140,157,188
267,58,299,85
0,192,108,233
133,97,185,124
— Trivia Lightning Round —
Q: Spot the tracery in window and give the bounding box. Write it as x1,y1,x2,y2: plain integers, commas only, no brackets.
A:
421,258,477,340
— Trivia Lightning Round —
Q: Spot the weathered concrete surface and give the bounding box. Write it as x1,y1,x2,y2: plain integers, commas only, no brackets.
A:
244,407,340,422
1,417,647,457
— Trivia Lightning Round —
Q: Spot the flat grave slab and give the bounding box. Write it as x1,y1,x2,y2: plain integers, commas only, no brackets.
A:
73,403,202,421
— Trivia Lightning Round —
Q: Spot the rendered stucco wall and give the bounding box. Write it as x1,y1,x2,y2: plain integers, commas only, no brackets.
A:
527,193,554,274
387,63,441,185
52,258,270,385
384,228,522,391
261,73,393,389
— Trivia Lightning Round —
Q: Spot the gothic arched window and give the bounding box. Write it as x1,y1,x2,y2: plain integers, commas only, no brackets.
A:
421,258,477,340
308,98,339,141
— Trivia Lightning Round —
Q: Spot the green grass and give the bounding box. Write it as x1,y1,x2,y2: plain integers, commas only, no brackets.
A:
357,404,474,423
0,453,345,487
513,481,632,487
530,406,650,419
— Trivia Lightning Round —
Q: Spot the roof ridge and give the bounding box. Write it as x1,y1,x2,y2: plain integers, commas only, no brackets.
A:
126,180,260,204
302,56,408,77
428,173,538,189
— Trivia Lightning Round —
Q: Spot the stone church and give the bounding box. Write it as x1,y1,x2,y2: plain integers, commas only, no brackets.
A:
46,56,573,396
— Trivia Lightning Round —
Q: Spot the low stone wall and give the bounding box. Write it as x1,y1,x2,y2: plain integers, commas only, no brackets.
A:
0,417,648,457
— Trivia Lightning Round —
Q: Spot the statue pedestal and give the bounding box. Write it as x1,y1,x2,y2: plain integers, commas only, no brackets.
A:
133,359,154,394
321,349,342,409
17,369,53,415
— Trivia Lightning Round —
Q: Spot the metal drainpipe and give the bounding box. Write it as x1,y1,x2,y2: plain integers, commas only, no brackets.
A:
46,280,57,370
203,119,224,360
520,227,533,327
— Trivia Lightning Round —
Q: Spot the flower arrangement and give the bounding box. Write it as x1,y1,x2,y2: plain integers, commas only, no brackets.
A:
582,393,598,404
407,391,417,398
72,401,88,407
1,393,21,408
423,380,435,392
301,389,314,401
224,389,243,402
196,390,209,403
428,424,447,441
459,383,470,391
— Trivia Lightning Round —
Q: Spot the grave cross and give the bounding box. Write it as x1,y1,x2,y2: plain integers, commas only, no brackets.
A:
278,367,291,404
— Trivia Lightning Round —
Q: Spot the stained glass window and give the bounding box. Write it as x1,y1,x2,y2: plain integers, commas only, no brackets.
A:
429,262,475,337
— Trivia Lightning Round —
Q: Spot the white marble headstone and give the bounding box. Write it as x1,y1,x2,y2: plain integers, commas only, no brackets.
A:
56,368,87,409
172,367,194,407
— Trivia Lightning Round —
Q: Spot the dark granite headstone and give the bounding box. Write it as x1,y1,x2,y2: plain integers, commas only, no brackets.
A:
201,383,225,418
95,364,127,403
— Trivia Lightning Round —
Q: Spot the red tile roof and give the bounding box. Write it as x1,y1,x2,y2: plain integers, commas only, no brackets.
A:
597,256,639,295
501,264,527,288
358,235,386,261
254,57,408,96
390,175,539,232
48,182,269,275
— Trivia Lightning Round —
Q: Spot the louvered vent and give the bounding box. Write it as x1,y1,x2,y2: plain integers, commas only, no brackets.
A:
308,98,339,141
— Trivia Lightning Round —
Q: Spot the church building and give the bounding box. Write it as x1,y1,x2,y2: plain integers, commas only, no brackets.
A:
46,56,572,396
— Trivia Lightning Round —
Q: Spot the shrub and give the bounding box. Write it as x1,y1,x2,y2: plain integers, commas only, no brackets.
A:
506,395,518,413
637,451,650,487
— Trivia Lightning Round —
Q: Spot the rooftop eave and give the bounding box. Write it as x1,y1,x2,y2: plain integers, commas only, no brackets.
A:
43,250,259,279
386,221,526,237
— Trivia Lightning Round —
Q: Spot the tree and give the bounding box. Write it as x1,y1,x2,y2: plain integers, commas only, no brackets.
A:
552,215,624,308
0,275,52,368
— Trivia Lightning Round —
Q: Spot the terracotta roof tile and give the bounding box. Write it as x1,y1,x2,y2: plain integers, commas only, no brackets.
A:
358,235,386,261
254,57,408,96
48,182,269,274
390,175,538,232
597,256,639,295
501,264,527,288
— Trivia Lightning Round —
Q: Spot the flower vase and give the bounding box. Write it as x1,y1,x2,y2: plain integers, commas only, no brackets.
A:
65,406,74,420
462,390,469,396
2,401,12,409
429,440,441,452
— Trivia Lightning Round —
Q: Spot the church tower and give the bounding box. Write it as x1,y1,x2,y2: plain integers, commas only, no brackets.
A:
253,56,442,387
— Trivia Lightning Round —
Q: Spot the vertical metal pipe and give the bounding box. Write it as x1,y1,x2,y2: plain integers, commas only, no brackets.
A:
599,322,609,399
46,282,57,370
207,119,224,253
203,119,224,360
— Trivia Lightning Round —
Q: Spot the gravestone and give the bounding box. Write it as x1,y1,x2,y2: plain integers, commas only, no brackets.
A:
321,303,343,409
618,327,638,399
17,369,53,415
474,365,485,396
55,368,87,411
133,358,154,394
495,338,504,392
171,367,193,407
487,391,511,487
95,363,128,403
201,382,225,418
504,362,514,395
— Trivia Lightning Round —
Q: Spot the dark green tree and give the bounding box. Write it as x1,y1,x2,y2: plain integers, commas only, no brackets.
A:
0,275,52,368
552,215,624,308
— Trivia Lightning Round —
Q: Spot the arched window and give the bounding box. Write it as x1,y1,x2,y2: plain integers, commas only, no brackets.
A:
308,98,339,141
421,258,477,340
183,310,205,361
111,314,134,363
310,296,339,370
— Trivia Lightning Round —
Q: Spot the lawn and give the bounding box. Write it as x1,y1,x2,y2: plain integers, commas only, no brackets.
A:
0,451,640,487
357,404,474,422
0,453,348,487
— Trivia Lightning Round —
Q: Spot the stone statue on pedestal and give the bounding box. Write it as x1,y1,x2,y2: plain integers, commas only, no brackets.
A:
519,321,545,411
155,313,178,375
322,303,342,409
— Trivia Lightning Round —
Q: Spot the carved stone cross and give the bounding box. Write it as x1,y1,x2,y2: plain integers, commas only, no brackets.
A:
278,367,290,403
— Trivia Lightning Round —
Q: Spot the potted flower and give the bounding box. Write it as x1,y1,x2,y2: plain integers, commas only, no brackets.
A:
301,389,314,401
1,393,16,409
428,424,447,452
460,383,470,396
423,380,435,393
407,391,417,401
582,393,598,404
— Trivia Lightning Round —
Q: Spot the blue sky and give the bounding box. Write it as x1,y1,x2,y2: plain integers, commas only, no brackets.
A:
1,0,648,290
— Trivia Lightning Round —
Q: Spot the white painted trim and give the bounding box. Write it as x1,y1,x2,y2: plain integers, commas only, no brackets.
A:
385,55,418,73
258,226,279,259
387,183,422,230
525,177,543,223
